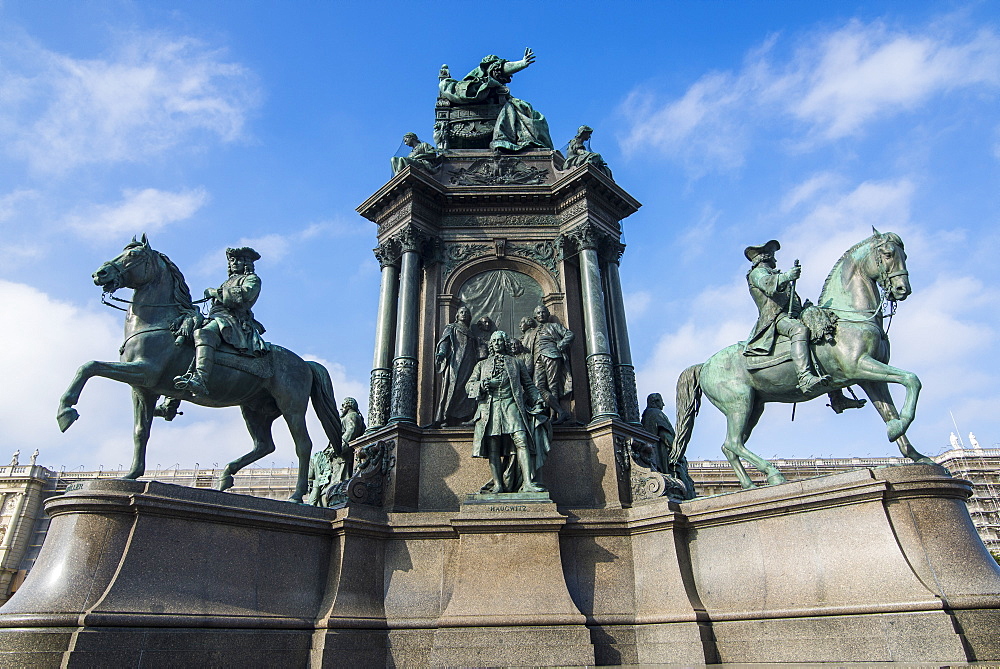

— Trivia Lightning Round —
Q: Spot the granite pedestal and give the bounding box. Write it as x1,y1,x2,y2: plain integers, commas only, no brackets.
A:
1,456,998,666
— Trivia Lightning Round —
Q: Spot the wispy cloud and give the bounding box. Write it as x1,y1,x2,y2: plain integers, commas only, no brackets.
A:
65,187,208,241
0,31,260,174
619,19,1000,171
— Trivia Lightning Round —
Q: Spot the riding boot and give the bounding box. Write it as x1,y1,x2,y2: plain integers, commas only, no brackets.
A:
174,330,220,396
828,389,867,414
153,397,182,421
791,335,829,393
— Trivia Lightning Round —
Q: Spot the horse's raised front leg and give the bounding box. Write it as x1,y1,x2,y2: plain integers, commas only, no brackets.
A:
858,380,934,465
125,389,158,480
58,360,159,432
217,405,279,492
853,355,921,442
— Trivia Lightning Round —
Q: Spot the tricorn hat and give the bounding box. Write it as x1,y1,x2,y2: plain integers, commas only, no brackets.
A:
226,246,261,262
744,240,780,262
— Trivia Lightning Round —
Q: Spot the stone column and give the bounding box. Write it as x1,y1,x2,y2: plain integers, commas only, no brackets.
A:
571,223,619,420
389,226,423,424
604,251,640,424
368,241,400,429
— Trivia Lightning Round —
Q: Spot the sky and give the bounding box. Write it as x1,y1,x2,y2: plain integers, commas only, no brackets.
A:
1,1,998,474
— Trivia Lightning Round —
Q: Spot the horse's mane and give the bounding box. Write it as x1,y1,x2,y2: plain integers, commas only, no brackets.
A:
158,252,196,312
819,232,904,299
123,241,196,312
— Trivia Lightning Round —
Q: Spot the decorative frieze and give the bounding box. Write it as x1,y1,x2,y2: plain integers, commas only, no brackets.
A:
448,156,548,186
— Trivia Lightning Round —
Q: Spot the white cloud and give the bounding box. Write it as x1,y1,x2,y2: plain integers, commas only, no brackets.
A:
0,31,260,173
65,187,208,240
788,22,1000,139
618,19,1000,169
0,280,130,468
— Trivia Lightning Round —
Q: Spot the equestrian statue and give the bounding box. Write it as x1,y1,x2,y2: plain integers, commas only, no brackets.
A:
55,235,343,503
673,229,933,490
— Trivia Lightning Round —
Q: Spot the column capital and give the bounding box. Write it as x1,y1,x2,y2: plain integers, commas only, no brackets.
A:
562,221,624,263
373,239,402,269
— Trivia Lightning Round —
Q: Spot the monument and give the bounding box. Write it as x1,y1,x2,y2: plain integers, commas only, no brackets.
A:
1,49,999,667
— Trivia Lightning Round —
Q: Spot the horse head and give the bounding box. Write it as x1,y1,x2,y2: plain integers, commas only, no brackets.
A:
870,228,910,302
92,234,159,293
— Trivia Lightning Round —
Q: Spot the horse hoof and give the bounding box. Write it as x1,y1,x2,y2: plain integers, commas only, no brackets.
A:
767,473,787,485
740,481,758,490
288,495,304,504
216,474,235,491
56,408,80,433
886,419,905,442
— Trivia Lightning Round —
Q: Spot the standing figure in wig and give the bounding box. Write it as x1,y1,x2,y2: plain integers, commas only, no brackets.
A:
467,331,552,494
530,305,574,424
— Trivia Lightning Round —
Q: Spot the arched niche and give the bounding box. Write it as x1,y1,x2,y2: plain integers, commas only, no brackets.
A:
443,257,561,338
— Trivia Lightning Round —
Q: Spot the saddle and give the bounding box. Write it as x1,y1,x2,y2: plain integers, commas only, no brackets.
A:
214,345,275,379
742,306,838,371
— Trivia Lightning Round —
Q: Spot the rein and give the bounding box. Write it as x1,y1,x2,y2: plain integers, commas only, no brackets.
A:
118,327,174,355
102,292,210,311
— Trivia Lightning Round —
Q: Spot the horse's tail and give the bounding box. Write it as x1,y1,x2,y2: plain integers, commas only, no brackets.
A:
673,364,703,459
308,361,344,454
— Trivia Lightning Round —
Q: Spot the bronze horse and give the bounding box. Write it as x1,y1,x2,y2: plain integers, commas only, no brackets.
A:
56,236,343,502
673,230,933,489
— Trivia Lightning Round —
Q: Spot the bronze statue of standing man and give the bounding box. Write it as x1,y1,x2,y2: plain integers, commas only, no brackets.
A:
467,331,552,494
530,305,574,424
432,306,480,427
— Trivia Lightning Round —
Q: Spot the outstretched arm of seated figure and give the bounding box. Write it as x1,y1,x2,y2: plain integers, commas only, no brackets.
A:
503,48,535,76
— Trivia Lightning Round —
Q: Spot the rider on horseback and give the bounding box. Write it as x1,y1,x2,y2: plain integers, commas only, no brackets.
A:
174,247,268,397
743,240,830,394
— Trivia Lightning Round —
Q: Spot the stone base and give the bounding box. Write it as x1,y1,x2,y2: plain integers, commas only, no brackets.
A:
2,461,1000,665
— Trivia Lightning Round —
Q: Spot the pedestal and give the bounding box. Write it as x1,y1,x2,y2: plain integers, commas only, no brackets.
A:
430,495,594,666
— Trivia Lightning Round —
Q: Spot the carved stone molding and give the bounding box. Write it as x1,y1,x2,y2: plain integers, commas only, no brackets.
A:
614,436,687,504
587,353,618,418
440,243,491,280
328,438,397,508
439,240,561,283
368,368,393,428
390,357,418,422
440,214,560,228
615,364,641,424
448,156,548,186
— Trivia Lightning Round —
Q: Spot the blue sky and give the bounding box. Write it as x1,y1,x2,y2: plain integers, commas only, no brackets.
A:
1,1,997,472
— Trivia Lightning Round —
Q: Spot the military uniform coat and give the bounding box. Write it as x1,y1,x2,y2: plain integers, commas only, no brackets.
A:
466,354,545,461
208,272,267,354
745,265,804,356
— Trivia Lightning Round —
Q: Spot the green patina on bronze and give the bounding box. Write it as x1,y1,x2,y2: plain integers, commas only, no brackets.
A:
56,236,344,503
672,230,932,490
467,331,552,494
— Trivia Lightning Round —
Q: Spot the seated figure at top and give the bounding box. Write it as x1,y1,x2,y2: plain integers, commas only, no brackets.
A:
391,133,441,174
562,125,612,178
437,48,553,153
